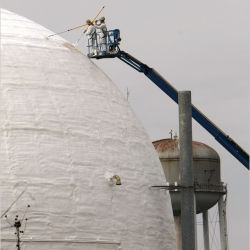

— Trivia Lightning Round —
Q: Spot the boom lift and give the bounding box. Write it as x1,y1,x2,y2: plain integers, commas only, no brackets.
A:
88,29,249,170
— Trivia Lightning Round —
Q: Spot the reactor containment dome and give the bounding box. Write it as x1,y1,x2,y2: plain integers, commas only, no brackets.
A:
0,9,176,250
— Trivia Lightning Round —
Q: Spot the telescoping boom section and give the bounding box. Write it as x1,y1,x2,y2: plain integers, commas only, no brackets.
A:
88,29,249,170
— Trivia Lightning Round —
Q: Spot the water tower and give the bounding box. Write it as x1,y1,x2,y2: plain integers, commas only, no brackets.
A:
153,136,228,250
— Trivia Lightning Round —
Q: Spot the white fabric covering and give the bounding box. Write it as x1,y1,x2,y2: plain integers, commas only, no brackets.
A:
0,9,176,250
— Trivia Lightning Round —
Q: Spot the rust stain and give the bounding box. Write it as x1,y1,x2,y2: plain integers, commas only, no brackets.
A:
192,141,211,150
153,139,178,152
153,139,212,151
153,139,219,160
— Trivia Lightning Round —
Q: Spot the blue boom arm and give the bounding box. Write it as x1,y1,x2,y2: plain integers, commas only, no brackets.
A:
116,50,249,169
89,30,248,169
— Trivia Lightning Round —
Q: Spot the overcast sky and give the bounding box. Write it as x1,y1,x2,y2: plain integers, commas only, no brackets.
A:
1,0,249,249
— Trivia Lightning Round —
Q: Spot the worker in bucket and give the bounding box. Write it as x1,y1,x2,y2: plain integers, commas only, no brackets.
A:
84,19,97,56
95,17,108,55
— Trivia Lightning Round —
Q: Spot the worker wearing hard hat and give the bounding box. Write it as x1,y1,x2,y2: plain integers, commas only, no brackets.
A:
95,17,108,54
84,19,97,55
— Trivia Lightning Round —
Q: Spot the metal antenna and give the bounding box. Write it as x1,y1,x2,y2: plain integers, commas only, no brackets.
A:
3,205,31,250
14,215,21,250
169,129,173,139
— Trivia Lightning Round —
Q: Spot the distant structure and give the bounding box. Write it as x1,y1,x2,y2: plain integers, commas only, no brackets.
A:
0,9,176,250
3,205,30,250
153,137,228,250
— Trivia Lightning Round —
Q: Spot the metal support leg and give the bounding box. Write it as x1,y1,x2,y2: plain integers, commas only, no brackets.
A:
218,195,228,250
203,210,210,250
179,91,197,250
174,216,182,250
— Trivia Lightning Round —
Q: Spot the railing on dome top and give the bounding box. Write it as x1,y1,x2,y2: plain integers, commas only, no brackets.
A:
87,29,121,58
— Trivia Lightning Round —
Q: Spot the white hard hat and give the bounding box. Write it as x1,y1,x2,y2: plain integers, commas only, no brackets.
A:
100,17,105,21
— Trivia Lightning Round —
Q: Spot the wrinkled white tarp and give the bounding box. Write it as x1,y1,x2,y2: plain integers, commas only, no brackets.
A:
0,9,176,250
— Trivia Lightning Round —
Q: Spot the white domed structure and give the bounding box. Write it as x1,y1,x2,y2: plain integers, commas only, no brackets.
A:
0,9,176,250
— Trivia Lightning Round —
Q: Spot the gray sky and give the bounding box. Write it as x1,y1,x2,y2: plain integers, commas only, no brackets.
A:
1,0,249,249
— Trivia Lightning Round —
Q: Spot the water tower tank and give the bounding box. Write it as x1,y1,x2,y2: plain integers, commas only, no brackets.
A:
153,138,226,215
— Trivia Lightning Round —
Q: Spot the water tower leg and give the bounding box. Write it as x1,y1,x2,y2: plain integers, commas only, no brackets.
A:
202,210,210,250
218,195,228,250
178,91,197,250
174,216,182,250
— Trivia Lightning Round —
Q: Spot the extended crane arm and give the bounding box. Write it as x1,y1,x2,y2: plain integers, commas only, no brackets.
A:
117,50,249,169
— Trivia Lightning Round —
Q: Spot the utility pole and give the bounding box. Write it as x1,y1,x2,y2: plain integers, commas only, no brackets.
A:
178,91,197,250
